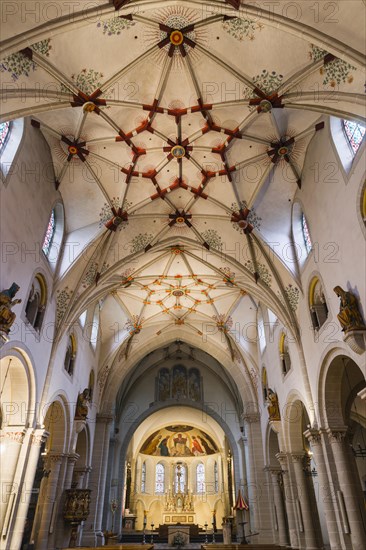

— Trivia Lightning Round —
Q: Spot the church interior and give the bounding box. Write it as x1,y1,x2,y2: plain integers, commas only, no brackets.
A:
0,1,365,549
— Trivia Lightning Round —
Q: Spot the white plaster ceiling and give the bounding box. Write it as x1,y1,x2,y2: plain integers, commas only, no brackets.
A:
1,0,365,378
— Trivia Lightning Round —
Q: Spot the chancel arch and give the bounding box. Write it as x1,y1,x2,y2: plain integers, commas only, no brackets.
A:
118,405,239,532
1,2,365,549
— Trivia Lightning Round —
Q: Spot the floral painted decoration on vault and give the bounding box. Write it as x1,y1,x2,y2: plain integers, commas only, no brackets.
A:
309,45,356,86
140,426,218,457
3,0,362,354
222,17,263,41
0,39,51,80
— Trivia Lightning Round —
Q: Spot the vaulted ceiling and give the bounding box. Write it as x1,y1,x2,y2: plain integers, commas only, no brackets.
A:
1,1,365,391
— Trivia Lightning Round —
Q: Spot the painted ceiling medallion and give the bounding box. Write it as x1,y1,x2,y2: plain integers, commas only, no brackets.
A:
172,289,185,297
68,145,78,155
171,144,185,158
259,99,272,113
170,30,184,45
83,102,96,113
143,6,208,68
278,146,289,156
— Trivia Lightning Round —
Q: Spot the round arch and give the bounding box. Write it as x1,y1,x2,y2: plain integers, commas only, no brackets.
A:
102,330,259,411
42,393,71,454
118,402,241,508
318,352,365,428
0,345,37,428
281,391,311,453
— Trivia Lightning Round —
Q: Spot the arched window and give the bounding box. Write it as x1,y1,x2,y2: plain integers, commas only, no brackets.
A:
292,203,312,267
42,209,55,256
25,274,47,331
301,213,312,255
88,370,95,401
64,334,76,376
79,310,87,329
175,463,186,493
257,308,266,354
0,121,11,151
196,463,205,493
214,462,219,493
0,118,24,184
141,462,146,493
155,463,165,494
279,333,291,376
41,204,64,266
343,120,366,155
90,303,100,350
309,277,328,330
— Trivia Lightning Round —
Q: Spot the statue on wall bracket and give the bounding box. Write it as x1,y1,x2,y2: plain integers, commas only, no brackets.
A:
75,389,91,419
267,389,281,421
334,286,366,354
0,283,22,336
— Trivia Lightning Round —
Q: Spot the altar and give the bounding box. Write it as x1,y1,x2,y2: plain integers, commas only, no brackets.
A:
163,513,196,524
168,525,190,545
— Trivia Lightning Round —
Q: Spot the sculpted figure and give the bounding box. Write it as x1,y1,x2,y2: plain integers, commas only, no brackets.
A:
0,283,22,334
333,286,365,332
75,389,91,419
267,389,281,421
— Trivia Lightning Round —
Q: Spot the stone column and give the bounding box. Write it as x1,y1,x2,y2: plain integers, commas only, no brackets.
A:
237,435,249,542
73,467,87,489
291,453,320,549
304,429,342,549
268,467,289,547
55,453,80,549
276,452,299,548
327,427,366,550
0,429,26,535
8,430,47,550
77,467,92,547
64,453,80,489
35,453,64,550
81,414,112,546
243,413,273,543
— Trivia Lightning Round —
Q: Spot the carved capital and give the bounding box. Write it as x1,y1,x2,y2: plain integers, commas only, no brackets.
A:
275,451,288,468
0,429,26,444
303,428,322,446
31,429,49,447
267,466,282,477
327,427,347,445
290,452,305,463
47,452,65,464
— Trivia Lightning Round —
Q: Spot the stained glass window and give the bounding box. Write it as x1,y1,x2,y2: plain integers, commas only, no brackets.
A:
343,120,366,154
301,213,312,254
196,463,205,493
141,462,146,493
175,464,186,493
155,463,165,493
214,462,219,493
0,121,10,150
42,209,55,256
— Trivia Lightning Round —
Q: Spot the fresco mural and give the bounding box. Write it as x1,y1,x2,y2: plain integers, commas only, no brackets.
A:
140,425,218,457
